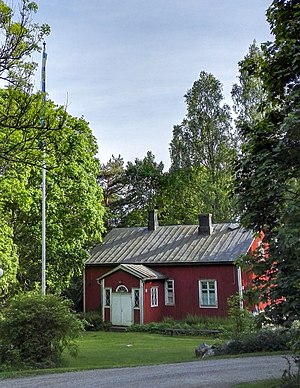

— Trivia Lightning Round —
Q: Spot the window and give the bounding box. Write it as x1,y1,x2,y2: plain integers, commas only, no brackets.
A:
133,289,140,308
150,287,158,307
165,279,175,305
104,288,111,307
116,284,128,293
199,280,217,308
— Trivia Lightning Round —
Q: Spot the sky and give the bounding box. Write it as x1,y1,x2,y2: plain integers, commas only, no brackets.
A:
34,0,272,170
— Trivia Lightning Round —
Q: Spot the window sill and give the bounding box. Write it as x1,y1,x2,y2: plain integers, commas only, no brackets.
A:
199,305,218,309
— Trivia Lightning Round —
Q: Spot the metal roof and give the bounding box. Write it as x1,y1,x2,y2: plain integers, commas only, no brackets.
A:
86,223,254,266
97,263,167,281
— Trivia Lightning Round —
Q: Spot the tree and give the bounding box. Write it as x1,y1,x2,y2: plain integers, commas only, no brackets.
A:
119,151,165,226
169,71,237,221
0,213,18,298
0,1,50,295
98,155,125,228
235,0,300,324
158,167,208,225
0,0,50,167
231,42,268,130
1,102,105,293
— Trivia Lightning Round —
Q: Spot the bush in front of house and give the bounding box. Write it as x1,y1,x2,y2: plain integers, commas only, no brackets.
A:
127,321,185,333
0,292,84,368
79,311,104,331
227,294,258,339
215,328,294,355
127,316,226,335
184,314,230,330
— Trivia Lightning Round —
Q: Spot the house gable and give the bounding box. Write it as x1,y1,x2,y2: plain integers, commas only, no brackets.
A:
97,263,167,283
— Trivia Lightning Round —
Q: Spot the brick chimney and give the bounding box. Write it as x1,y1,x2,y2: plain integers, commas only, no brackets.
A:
198,213,213,235
148,210,159,231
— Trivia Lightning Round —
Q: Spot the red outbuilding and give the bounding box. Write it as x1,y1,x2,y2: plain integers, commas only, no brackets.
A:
84,212,261,326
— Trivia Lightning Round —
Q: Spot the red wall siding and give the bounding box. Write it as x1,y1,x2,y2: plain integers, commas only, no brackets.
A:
147,264,239,321
84,266,114,312
104,308,110,322
103,270,140,290
134,309,140,324
143,280,164,323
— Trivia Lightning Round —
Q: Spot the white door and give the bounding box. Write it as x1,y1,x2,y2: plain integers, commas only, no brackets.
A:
111,293,132,326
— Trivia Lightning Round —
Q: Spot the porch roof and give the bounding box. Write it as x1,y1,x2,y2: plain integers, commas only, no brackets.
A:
97,263,167,282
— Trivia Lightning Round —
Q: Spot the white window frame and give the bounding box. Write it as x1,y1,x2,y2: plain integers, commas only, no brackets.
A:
150,287,158,307
165,279,175,305
116,284,128,293
104,288,112,308
132,288,140,309
199,280,218,308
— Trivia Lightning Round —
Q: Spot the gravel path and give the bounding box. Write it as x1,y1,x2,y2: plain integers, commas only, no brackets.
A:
0,355,293,388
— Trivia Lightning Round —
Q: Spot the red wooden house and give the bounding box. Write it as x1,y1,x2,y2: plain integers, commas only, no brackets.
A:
84,212,261,326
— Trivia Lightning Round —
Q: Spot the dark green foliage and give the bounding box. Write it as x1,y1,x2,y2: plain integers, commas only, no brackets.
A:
79,311,104,331
128,315,229,335
99,152,165,228
183,314,229,329
216,328,293,355
0,292,84,368
169,71,237,222
234,0,300,324
227,293,257,339
98,155,126,228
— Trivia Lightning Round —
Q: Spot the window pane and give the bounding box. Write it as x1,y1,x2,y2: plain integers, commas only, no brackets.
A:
134,289,140,308
105,289,111,306
209,292,216,305
151,287,158,307
202,290,208,305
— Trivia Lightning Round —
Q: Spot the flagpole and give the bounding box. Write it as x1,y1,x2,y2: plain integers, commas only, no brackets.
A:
41,42,47,295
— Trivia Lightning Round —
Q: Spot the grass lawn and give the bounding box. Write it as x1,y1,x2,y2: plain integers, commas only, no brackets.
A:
62,331,211,369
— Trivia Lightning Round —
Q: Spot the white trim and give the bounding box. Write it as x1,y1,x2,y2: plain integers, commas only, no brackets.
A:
132,288,140,309
237,266,244,309
140,280,144,324
83,268,86,312
165,279,175,305
104,288,112,308
101,279,105,319
150,286,159,307
116,284,129,293
199,279,218,308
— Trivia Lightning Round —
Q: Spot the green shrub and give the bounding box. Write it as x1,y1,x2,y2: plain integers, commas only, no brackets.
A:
184,314,229,329
227,293,257,338
128,317,227,336
216,328,293,355
79,311,104,331
161,316,176,325
0,292,84,368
